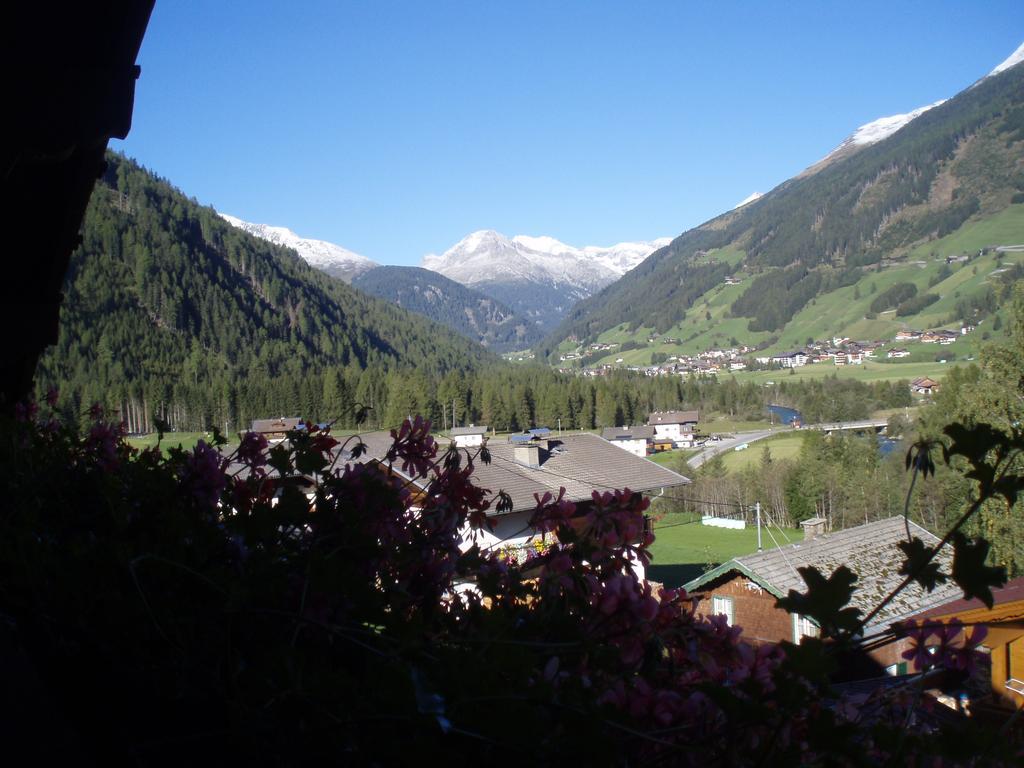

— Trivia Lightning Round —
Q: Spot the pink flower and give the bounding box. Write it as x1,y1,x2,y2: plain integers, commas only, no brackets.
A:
181,440,228,509
237,431,269,472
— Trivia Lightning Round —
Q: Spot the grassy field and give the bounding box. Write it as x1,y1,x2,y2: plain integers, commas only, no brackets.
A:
699,417,775,434
719,432,807,472
647,449,695,469
731,359,962,385
648,511,803,587
127,431,211,453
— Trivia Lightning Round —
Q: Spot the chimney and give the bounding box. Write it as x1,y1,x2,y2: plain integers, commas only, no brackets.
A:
800,517,826,541
514,443,541,467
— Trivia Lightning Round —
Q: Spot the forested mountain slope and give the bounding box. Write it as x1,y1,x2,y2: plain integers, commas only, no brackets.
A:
540,57,1024,355
35,153,494,432
353,265,540,352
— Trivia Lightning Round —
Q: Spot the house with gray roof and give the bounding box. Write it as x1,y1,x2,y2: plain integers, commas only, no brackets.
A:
448,425,489,447
600,425,655,457
684,517,963,670
250,417,304,441
342,431,691,577
646,410,699,446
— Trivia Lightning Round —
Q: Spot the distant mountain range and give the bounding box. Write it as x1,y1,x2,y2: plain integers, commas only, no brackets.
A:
421,230,670,332
352,265,541,352
218,215,378,283
539,41,1024,361
222,214,669,343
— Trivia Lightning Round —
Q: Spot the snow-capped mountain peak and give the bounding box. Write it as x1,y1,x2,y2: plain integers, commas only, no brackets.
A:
423,230,667,289
988,40,1024,78
421,230,670,331
219,213,377,282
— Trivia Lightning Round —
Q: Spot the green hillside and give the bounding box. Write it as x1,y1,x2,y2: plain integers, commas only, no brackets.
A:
36,153,495,432
540,60,1024,367
353,265,540,352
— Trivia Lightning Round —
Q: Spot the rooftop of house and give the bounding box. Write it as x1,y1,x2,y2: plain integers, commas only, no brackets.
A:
647,410,699,426
250,417,304,434
449,425,489,436
912,576,1024,622
341,431,691,515
601,425,656,441
684,517,963,631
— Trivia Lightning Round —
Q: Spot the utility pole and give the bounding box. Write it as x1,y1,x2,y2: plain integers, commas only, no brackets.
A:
755,501,763,552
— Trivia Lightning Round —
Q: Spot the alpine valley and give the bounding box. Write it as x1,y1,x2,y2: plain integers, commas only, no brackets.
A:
539,44,1024,369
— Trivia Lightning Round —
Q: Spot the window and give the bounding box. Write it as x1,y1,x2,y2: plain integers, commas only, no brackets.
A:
792,614,820,644
712,596,735,626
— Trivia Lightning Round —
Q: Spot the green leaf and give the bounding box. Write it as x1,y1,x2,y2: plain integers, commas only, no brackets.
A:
268,443,293,477
897,537,948,592
775,565,862,638
951,532,1006,609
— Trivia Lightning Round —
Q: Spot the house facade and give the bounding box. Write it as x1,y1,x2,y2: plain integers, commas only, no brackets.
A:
647,410,699,447
449,425,488,447
910,577,1024,711
684,517,963,668
346,430,691,581
600,425,655,457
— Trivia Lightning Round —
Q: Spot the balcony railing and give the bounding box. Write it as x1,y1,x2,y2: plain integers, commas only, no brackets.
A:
1004,678,1024,696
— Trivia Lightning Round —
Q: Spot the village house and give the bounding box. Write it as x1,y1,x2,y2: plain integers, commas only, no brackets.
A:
647,410,700,447
909,577,1024,711
911,377,940,396
345,430,691,580
449,425,489,448
684,517,963,670
887,348,910,359
770,351,808,368
895,330,922,342
600,425,655,457
250,417,304,442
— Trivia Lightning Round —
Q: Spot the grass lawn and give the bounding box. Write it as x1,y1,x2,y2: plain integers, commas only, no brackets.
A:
731,359,962,385
699,417,774,434
647,449,696,469
127,431,211,453
647,511,803,587
719,432,807,472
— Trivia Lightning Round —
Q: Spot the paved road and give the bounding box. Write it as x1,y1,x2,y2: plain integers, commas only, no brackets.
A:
685,418,889,469
686,429,781,469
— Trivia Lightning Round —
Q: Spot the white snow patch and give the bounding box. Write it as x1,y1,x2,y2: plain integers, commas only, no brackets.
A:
847,100,947,147
219,213,377,280
422,230,669,293
988,41,1024,77
735,192,763,209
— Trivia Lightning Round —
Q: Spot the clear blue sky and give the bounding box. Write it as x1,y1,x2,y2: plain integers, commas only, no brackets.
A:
115,1,1023,265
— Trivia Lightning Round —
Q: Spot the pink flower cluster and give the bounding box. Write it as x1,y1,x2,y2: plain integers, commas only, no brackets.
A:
898,618,989,675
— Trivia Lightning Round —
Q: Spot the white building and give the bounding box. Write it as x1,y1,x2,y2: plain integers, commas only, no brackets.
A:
449,425,489,447
647,410,699,446
600,426,654,457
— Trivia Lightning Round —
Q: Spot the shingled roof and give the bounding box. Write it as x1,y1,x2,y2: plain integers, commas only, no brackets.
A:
600,426,655,440
647,410,699,425
450,426,488,436
340,431,690,515
685,517,963,631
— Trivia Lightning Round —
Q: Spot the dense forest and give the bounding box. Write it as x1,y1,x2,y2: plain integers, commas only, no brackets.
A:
540,60,1024,351
34,153,494,432
352,265,540,352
